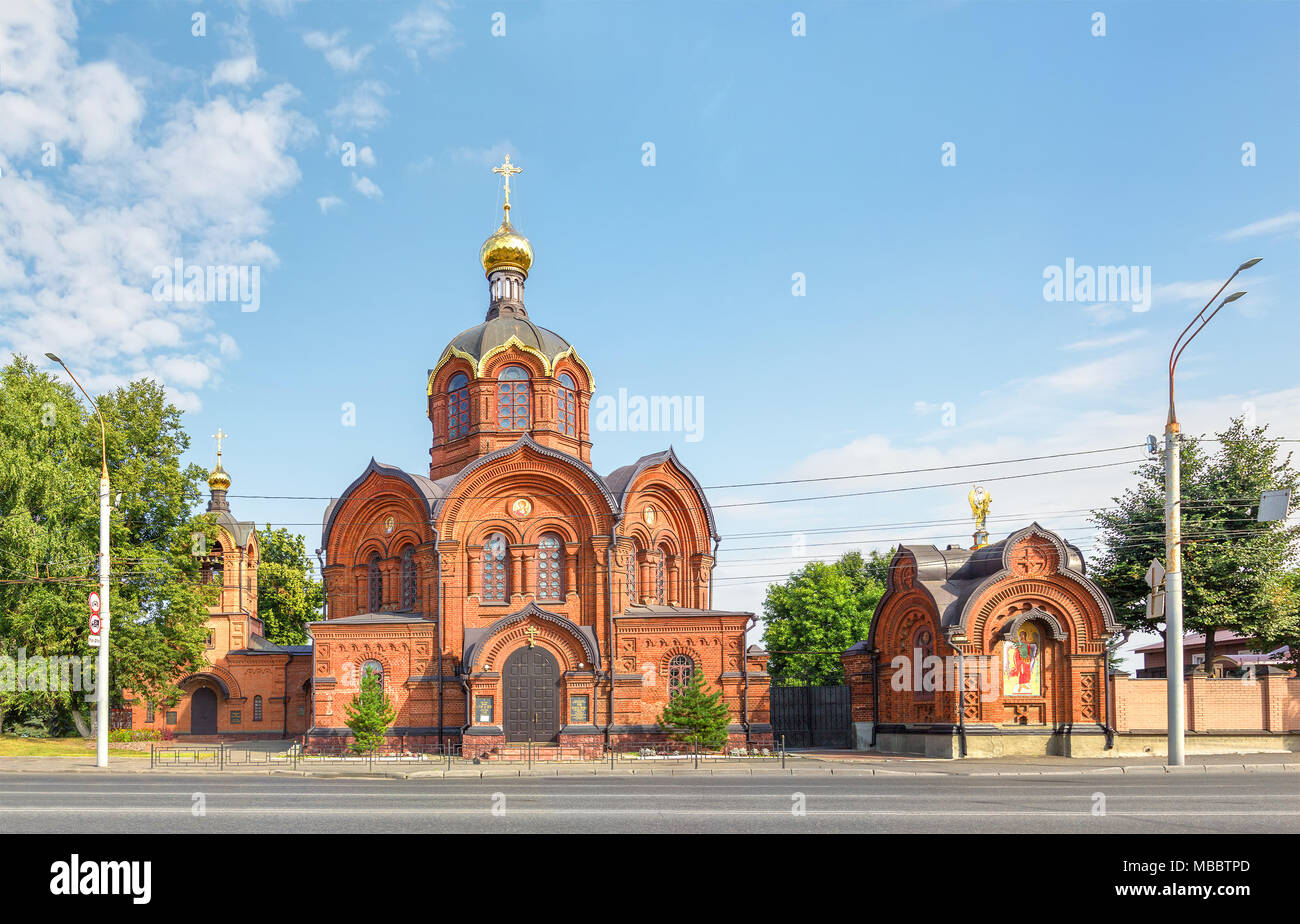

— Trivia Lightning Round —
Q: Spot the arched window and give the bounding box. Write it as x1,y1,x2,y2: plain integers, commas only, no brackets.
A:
202,542,224,587
655,551,666,604
668,655,695,698
367,553,382,612
497,365,531,430
253,695,263,722
913,625,935,702
556,372,577,437
361,659,383,690
400,547,417,610
482,533,509,602
446,372,470,440
537,534,563,600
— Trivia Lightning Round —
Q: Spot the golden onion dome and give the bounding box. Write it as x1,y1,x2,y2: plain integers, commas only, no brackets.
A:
479,218,533,277
208,463,231,492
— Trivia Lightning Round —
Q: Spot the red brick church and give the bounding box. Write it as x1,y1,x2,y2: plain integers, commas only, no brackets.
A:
308,159,771,756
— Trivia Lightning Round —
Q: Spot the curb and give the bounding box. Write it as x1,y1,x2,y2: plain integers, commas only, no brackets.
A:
0,760,1293,779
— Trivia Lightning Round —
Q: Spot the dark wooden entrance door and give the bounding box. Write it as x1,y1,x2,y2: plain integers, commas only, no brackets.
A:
503,646,559,741
191,687,218,734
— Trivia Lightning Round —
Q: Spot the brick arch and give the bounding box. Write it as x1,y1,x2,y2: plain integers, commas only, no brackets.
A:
865,584,940,652
552,352,594,393
428,357,476,397
179,665,242,702
623,470,712,559
521,518,580,545
660,646,702,674
471,605,599,672
967,578,1105,657
353,537,390,566
480,342,550,380
326,473,433,570
436,442,618,544
473,520,525,547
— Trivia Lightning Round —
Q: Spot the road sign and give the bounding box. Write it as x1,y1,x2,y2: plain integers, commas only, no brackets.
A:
1144,558,1166,589
1258,489,1291,523
1146,590,1166,620
89,613,101,635
88,591,100,613
88,634,101,648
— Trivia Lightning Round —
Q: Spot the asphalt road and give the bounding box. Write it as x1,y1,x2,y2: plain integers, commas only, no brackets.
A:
1,770,1296,833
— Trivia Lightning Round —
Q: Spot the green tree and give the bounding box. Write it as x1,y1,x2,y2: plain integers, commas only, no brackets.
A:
0,355,215,733
1090,416,1299,671
344,669,396,754
1257,570,1300,671
256,525,323,645
761,550,889,685
656,670,730,750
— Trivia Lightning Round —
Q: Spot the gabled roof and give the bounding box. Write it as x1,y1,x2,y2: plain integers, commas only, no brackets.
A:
308,611,429,627
615,603,751,618
321,458,450,549
602,446,719,541
213,509,255,549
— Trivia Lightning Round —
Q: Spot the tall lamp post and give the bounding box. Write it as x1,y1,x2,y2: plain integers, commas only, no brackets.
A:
1163,258,1259,766
46,352,111,769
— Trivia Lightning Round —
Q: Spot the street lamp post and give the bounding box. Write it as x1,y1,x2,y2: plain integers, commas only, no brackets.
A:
46,353,111,769
1162,258,1259,766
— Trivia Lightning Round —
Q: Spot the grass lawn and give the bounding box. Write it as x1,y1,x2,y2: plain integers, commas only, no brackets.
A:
0,734,151,758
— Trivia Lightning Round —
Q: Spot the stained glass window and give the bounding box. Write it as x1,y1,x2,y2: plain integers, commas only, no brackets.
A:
655,553,666,604
538,534,563,600
367,553,382,612
557,372,577,436
253,695,263,722
400,547,417,610
497,365,530,430
482,533,508,602
447,372,470,440
627,548,637,603
361,659,383,689
668,655,694,698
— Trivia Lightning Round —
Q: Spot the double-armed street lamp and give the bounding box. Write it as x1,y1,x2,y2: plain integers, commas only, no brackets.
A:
1161,258,1260,766
45,352,111,769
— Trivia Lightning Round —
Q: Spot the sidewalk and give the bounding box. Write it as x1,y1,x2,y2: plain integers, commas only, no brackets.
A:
0,749,1294,779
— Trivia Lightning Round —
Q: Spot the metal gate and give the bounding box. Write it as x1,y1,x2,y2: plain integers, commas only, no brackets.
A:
770,684,851,749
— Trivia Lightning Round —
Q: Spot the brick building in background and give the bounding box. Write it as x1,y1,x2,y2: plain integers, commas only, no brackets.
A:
122,443,313,739
308,160,770,756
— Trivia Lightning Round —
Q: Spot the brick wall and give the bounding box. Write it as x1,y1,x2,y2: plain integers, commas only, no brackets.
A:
1112,675,1300,733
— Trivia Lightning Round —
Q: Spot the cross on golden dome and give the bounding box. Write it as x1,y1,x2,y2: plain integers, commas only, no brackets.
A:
212,427,228,460
492,154,522,216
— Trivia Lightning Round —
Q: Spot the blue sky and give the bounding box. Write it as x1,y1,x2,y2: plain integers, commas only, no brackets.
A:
2,0,1297,667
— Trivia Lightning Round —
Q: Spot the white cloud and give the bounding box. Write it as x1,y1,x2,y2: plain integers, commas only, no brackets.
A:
357,145,376,167
0,0,310,409
302,29,373,73
350,173,383,199
1218,211,1300,241
327,80,389,131
210,54,260,86
317,195,344,214
1063,330,1144,352
393,1,458,62
1020,349,1149,395
450,141,515,167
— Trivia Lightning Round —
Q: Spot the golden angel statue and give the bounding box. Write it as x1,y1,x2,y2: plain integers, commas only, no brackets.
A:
968,485,992,533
